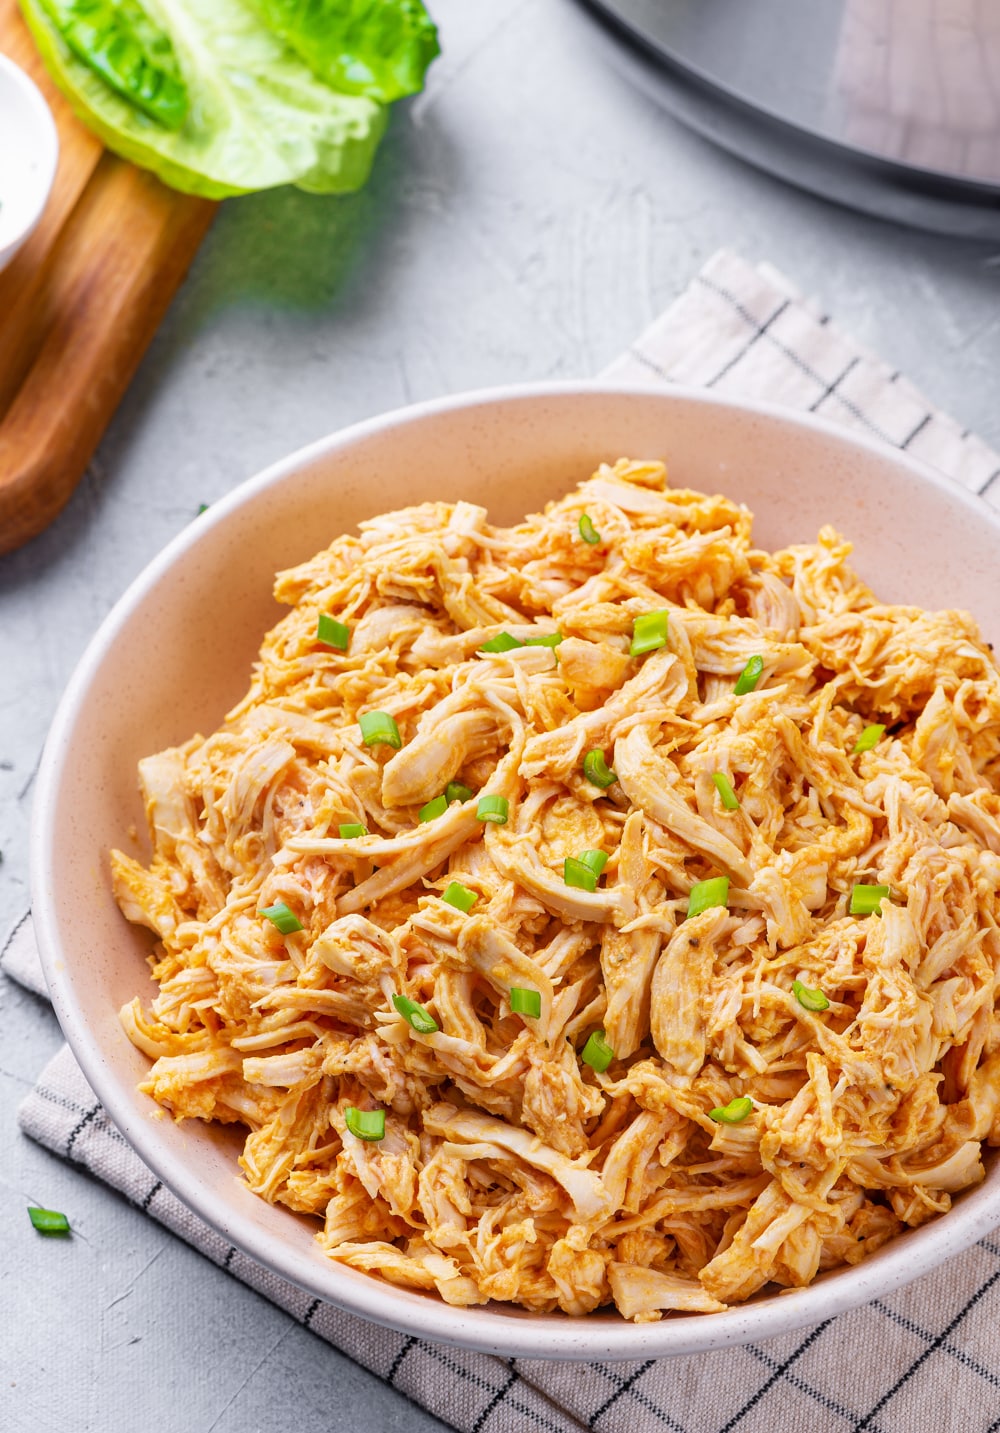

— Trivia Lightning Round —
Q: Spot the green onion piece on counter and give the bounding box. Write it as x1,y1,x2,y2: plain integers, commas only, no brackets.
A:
792,979,830,1012
196,503,209,516
418,794,448,823
712,772,740,810
583,748,617,789
358,710,401,749
687,876,729,919
564,856,598,892
853,723,886,754
476,794,509,824
480,632,523,653
629,609,669,657
709,1096,753,1125
734,655,765,695
581,1029,614,1074
524,632,563,648
442,881,478,913
316,613,350,651
576,849,608,878
344,1107,385,1142
578,513,601,545
28,1207,70,1235
509,987,542,1018
850,883,890,916
259,901,303,934
338,822,367,839
445,781,474,805
392,994,439,1035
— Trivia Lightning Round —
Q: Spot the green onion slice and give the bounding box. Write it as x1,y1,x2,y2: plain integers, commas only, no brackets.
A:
630,609,670,657
418,794,448,823
442,881,478,913
445,781,474,805
358,711,402,749
709,1096,753,1125
525,632,563,648
480,632,523,653
476,794,509,824
316,614,350,651
339,822,367,839
28,1207,70,1234
196,503,209,516
850,883,890,916
578,513,601,545
853,723,886,755
687,876,729,919
712,772,740,810
734,655,764,695
392,994,439,1035
259,901,303,934
576,849,608,878
564,856,598,892
344,1106,385,1142
509,987,541,1018
581,1029,614,1074
583,748,617,789
792,979,830,1012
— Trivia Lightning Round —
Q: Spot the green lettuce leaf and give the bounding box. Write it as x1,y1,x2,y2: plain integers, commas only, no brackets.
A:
250,0,439,103
19,0,391,197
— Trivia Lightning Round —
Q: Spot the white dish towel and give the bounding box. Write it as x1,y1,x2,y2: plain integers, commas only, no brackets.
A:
6,249,1000,1433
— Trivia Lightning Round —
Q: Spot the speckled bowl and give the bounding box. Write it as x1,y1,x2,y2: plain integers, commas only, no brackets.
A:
31,385,1000,1360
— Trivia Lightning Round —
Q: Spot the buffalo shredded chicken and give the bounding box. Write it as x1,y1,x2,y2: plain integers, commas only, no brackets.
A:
112,459,1000,1321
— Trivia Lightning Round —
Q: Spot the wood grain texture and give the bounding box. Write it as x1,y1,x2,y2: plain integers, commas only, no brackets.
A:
0,0,216,554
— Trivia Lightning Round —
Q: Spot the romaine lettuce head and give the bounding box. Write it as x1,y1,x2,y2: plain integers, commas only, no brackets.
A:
19,0,402,198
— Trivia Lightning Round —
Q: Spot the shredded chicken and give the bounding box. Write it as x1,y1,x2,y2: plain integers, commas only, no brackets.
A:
112,458,1000,1322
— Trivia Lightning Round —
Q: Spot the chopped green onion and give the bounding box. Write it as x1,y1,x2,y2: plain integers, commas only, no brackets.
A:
480,632,523,653
583,748,617,789
418,794,448,823
259,902,303,934
578,513,601,545
734,655,764,695
792,979,830,1012
338,822,367,839
344,1106,385,1142
196,502,209,516
576,849,608,878
442,881,478,913
581,1029,614,1074
524,632,563,648
316,613,350,651
476,794,509,824
564,856,598,892
445,781,474,805
850,883,890,916
509,987,541,1018
687,876,729,919
392,994,439,1035
630,609,670,657
709,1096,753,1125
28,1207,70,1235
853,723,886,755
358,711,401,749
712,772,740,810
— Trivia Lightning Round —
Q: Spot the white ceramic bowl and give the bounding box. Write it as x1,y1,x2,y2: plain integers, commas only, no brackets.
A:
0,55,58,272
32,385,1000,1360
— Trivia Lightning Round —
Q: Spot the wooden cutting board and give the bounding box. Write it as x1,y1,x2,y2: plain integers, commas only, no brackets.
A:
0,0,217,555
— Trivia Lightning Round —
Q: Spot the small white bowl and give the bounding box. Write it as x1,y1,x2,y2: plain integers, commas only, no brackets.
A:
0,54,59,272
31,385,1000,1360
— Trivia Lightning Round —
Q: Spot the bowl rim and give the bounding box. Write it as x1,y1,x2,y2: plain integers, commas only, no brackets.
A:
30,380,1000,1360
0,54,59,263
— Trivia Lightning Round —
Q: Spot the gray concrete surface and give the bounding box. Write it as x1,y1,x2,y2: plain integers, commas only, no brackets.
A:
2,0,999,1429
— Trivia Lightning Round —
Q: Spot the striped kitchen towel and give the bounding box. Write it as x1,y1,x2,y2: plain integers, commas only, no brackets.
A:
6,249,1000,1433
